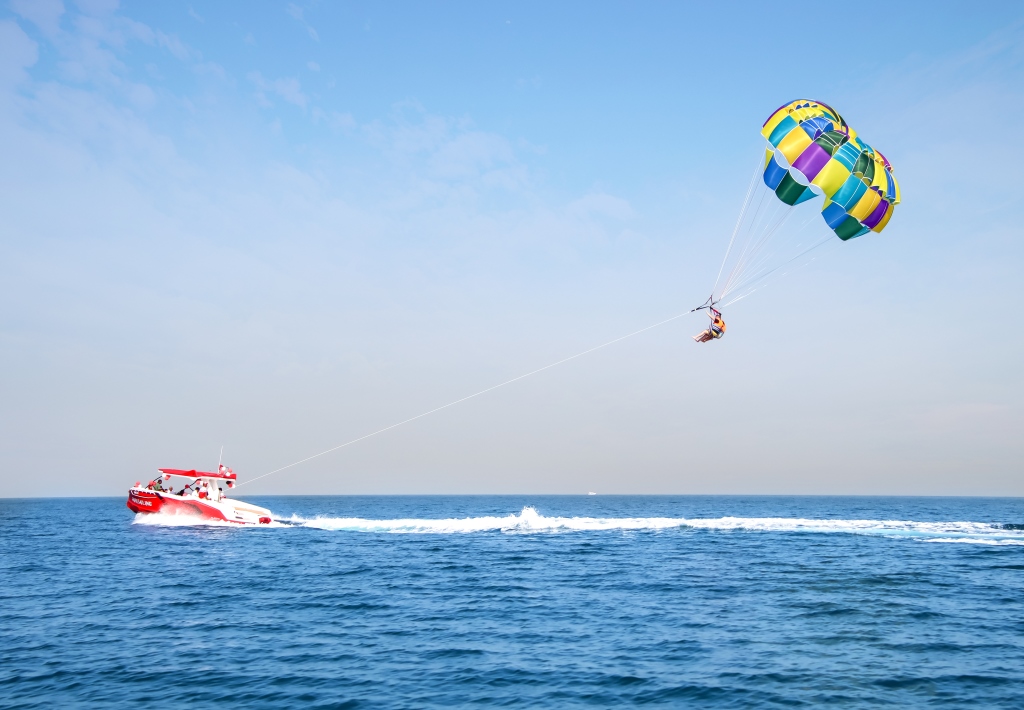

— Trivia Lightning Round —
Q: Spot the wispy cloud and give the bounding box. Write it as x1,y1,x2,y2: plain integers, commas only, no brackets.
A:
568,193,634,221
286,3,320,42
311,108,355,130
356,105,540,208
75,0,120,15
193,61,228,81
7,1,203,111
248,70,307,109
9,0,64,38
187,6,204,23
156,31,197,61
0,20,39,87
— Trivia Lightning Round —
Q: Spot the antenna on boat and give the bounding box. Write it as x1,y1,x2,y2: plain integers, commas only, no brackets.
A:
218,445,224,470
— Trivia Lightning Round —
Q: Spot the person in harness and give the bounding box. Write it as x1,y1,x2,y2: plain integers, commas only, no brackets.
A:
693,307,726,343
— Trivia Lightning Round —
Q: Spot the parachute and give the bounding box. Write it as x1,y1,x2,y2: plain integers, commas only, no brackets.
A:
761,100,900,240
708,99,900,308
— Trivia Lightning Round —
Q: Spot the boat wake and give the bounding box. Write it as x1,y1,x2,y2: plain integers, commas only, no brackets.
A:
288,506,1024,544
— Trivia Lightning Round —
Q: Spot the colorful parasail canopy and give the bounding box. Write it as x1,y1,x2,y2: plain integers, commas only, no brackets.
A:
761,100,900,240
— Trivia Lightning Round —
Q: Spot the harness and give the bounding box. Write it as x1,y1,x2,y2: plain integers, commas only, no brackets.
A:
693,296,725,339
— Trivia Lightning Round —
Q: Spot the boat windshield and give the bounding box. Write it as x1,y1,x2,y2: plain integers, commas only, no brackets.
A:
144,475,229,502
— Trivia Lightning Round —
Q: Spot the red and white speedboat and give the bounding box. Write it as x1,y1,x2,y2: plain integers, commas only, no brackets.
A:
127,466,273,525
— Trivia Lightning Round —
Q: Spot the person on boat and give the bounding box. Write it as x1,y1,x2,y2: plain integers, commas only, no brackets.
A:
693,308,726,343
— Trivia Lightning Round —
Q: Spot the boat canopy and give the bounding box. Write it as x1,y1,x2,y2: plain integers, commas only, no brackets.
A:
158,468,238,481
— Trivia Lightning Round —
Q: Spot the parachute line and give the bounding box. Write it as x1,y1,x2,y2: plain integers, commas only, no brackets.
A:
722,208,819,299
712,153,765,297
719,180,800,301
721,235,837,306
722,201,794,297
719,188,770,297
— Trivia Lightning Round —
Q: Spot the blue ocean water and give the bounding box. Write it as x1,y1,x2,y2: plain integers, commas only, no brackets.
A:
2,496,1024,708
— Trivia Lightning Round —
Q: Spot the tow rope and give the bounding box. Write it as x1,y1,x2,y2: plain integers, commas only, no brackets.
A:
238,308,700,488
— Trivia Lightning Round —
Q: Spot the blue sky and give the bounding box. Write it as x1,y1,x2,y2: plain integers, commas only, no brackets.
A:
1,1,1022,496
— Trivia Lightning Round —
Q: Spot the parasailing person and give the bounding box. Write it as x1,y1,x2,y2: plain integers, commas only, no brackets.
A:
692,307,726,343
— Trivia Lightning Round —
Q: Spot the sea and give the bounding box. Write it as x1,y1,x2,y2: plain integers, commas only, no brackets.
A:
2,495,1023,708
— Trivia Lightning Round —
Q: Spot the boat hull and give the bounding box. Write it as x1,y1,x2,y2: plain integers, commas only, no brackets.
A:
127,488,272,525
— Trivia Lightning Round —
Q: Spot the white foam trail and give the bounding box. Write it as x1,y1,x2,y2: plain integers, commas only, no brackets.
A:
290,507,1024,542
924,537,1024,546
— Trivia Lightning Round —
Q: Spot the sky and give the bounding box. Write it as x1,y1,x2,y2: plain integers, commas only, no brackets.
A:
1,1,1022,497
